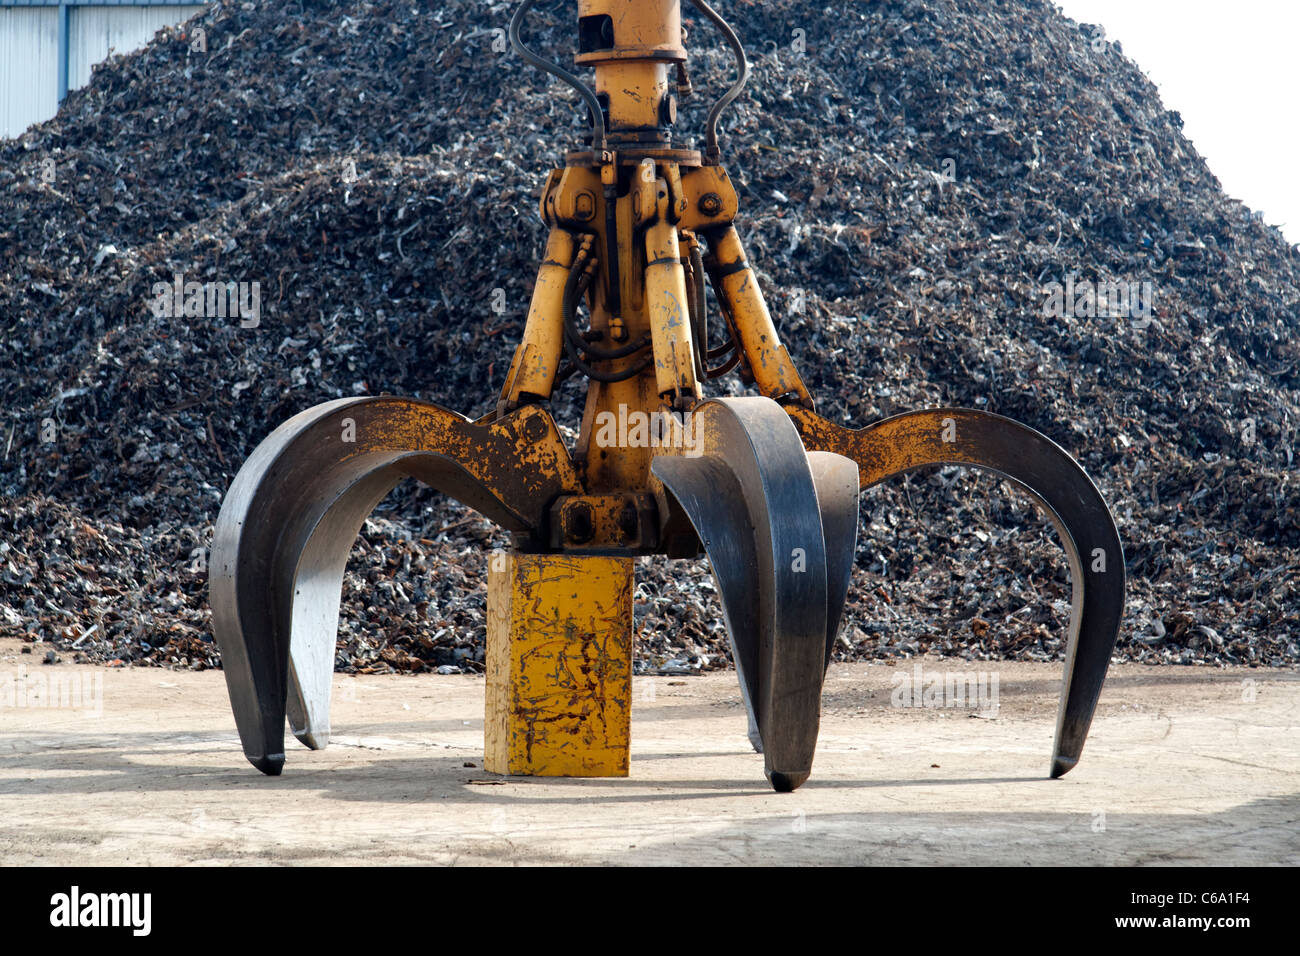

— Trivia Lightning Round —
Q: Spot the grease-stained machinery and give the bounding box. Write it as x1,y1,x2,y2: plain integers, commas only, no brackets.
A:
211,0,1124,792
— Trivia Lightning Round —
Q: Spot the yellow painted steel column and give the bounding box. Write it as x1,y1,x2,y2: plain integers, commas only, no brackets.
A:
485,552,634,776
576,0,686,126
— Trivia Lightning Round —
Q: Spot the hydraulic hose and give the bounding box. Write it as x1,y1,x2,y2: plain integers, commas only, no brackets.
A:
686,0,750,161
509,0,608,153
560,256,652,382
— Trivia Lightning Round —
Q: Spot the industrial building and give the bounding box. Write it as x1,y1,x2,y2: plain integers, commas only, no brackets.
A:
0,0,206,138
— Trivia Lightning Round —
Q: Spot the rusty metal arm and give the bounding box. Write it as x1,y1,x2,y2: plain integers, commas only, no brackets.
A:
789,406,1126,777
498,227,580,412
704,225,814,408
211,397,580,774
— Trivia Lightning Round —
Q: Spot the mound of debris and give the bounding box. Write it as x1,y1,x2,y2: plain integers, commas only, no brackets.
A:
1,0,1296,674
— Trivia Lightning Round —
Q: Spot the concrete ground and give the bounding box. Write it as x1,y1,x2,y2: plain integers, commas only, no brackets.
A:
1,638,1297,865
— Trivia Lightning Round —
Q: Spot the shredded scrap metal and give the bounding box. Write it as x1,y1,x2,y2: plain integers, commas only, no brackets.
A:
0,0,1296,675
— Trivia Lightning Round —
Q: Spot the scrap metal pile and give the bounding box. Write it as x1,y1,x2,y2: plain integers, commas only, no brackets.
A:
1,0,1296,674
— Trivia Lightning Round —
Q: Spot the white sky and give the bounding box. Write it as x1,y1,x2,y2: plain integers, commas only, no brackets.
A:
1054,0,1300,243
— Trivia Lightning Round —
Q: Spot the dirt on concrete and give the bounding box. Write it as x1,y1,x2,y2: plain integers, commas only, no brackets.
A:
1,639,1296,866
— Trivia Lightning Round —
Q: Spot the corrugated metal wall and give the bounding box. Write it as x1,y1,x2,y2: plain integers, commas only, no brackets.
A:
1,4,207,139
68,5,205,90
0,7,59,140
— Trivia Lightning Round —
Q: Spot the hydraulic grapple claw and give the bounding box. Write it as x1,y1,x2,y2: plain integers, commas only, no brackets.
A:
210,397,579,774
790,407,1126,776
211,0,1126,789
652,398,859,791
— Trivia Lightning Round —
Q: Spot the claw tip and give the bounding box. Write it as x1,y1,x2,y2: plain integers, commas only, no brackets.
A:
248,752,286,776
294,730,330,751
1050,754,1078,779
767,770,809,793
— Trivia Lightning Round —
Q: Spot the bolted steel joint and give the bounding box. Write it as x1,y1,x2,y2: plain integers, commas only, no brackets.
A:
698,192,724,217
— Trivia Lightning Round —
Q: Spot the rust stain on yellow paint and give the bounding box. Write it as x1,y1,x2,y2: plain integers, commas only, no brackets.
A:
789,407,1012,489
485,553,633,776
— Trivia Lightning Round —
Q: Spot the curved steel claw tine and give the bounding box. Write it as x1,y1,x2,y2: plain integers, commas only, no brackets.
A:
807,451,861,669
210,397,579,775
652,397,859,792
790,407,1126,778
653,454,766,753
